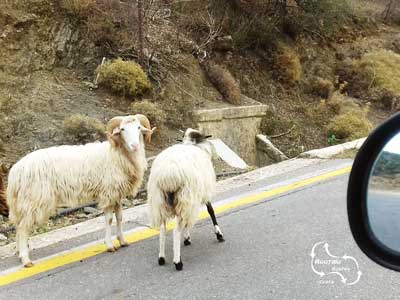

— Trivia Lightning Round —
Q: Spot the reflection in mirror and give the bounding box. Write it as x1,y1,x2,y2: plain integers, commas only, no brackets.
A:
368,131,400,253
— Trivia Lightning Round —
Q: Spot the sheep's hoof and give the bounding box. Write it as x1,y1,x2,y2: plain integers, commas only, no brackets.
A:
216,233,225,242
119,242,129,248
158,257,165,266
174,261,183,271
24,262,34,268
107,247,117,253
184,238,191,246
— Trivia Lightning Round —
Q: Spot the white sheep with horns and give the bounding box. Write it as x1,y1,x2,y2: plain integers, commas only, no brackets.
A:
147,128,224,271
3,114,155,267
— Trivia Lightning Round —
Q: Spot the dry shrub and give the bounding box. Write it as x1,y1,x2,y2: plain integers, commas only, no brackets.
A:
325,92,360,114
97,58,151,98
336,59,370,99
85,0,138,49
60,0,95,18
203,62,241,105
326,108,372,141
130,100,166,130
63,114,106,144
260,110,295,136
310,77,334,99
357,50,400,97
340,50,400,108
274,45,302,85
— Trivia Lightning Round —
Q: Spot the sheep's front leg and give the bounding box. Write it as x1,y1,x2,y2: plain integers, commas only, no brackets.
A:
115,203,128,247
104,209,116,252
173,217,183,271
158,222,166,265
183,227,191,246
206,202,225,242
17,226,33,267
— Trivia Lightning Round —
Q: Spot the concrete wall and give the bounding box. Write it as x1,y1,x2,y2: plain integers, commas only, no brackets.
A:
193,105,268,166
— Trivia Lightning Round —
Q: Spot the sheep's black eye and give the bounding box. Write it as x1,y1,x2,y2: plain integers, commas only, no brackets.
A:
120,128,125,131
138,126,141,130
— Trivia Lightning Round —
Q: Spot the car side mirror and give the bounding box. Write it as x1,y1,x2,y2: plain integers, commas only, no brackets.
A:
348,112,400,271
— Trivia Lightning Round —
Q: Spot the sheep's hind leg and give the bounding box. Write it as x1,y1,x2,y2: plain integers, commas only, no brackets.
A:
115,203,128,248
183,227,191,246
16,226,33,268
104,209,116,252
206,202,225,242
158,222,166,266
173,217,183,271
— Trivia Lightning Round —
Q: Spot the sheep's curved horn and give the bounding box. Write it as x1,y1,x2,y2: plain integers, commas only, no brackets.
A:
134,114,156,144
107,116,124,135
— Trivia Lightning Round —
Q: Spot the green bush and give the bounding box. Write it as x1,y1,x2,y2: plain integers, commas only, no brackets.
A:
326,109,372,141
97,58,151,98
63,114,105,144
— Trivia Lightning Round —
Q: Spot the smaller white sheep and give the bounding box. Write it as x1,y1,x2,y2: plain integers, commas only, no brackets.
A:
147,128,224,271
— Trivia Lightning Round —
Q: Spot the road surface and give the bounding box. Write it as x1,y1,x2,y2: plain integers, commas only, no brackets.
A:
1,159,400,299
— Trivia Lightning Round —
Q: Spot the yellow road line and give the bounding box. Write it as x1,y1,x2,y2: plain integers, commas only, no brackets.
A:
0,166,351,287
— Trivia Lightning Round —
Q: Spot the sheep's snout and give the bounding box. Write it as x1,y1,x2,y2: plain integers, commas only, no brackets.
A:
128,142,140,151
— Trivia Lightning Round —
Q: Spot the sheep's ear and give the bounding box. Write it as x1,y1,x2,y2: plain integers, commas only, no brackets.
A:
134,114,154,144
107,116,124,135
112,127,121,136
106,131,121,148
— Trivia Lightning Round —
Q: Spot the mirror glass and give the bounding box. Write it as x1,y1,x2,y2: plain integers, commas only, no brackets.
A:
368,132,400,253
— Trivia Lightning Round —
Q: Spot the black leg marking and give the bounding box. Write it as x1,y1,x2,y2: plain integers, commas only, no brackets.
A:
184,238,191,246
174,259,183,271
206,202,218,226
158,257,165,265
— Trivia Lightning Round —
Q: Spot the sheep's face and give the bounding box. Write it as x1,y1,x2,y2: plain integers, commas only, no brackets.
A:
108,116,152,152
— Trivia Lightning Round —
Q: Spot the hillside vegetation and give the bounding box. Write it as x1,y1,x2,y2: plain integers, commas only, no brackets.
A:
0,0,399,165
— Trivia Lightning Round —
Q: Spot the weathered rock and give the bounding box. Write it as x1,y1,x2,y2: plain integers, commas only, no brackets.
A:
76,213,88,219
83,206,99,215
54,22,74,59
393,33,400,53
122,198,132,207
256,134,288,166
213,35,234,52
0,233,7,241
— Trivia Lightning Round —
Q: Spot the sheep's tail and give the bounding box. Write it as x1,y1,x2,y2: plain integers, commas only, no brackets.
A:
0,164,9,217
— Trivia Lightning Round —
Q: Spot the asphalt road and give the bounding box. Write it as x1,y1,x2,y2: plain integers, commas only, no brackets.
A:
1,167,400,299
368,190,400,252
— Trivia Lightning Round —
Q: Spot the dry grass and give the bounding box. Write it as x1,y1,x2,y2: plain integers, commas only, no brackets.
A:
63,114,106,144
60,0,95,18
357,49,400,97
274,45,302,85
260,110,296,136
130,100,166,131
326,108,372,141
96,58,151,98
310,77,334,99
203,62,241,105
